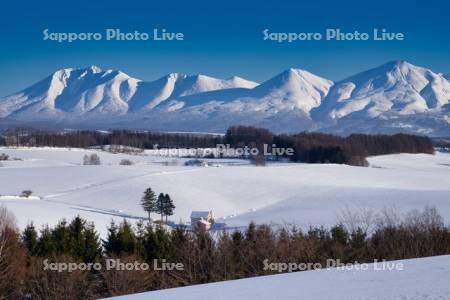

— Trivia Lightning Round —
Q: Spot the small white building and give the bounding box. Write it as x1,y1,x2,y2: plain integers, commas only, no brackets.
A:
191,210,214,230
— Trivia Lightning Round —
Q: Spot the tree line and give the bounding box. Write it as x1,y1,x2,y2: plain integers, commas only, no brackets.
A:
1,127,435,166
226,126,434,166
1,129,222,149
0,205,449,299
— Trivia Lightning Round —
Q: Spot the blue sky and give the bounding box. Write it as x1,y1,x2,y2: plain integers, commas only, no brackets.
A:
0,0,449,95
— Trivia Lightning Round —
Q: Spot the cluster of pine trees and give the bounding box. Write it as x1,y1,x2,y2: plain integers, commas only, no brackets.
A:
1,206,449,299
141,188,175,223
226,126,434,166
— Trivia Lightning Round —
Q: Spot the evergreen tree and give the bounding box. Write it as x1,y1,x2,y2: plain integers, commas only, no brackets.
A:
68,216,86,259
154,226,171,258
135,220,146,258
103,220,120,256
51,219,71,255
331,225,349,245
36,226,55,256
156,193,165,222
142,224,171,262
117,220,136,254
83,222,101,262
162,194,175,223
142,223,157,261
141,188,157,221
22,223,38,256
170,225,189,261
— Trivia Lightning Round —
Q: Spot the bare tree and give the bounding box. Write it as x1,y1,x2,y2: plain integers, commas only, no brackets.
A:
0,205,16,232
376,206,401,229
83,153,101,165
120,159,134,166
404,206,443,229
337,205,376,234
0,206,25,299
0,205,16,268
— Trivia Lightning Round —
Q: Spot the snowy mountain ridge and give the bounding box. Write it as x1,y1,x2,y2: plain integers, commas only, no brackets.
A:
1,61,449,135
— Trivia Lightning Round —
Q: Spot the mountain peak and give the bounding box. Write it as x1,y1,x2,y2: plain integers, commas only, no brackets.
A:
87,65,102,73
279,68,327,81
318,60,450,121
251,67,333,112
51,67,73,76
386,59,408,66
376,60,422,74
164,73,187,80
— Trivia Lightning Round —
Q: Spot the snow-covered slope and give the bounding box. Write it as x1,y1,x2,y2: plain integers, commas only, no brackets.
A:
316,60,450,119
156,68,332,112
0,61,449,135
250,68,333,112
107,255,450,300
0,66,137,117
145,68,332,132
1,147,450,236
312,61,450,135
127,73,258,111
0,67,258,118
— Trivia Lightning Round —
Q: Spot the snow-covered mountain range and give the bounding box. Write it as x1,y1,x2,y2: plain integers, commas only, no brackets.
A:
1,61,449,135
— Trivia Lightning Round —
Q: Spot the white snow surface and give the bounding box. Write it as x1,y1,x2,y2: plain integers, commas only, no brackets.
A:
1,147,450,236
107,255,450,300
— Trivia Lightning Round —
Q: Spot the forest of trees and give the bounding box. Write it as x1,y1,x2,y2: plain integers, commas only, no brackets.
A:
0,205,449,299
0,129,222,149
226,126,435,166
0,127,435,166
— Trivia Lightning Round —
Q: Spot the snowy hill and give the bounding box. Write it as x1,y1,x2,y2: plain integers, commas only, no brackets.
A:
2,147,450,236
0,61,449,135
157,68,332,112
107,255,450,300
313,61,450,135
317,60,450,119
0,66,258,118
0,66,135,117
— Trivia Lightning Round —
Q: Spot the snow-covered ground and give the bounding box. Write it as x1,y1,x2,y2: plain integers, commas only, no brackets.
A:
1,146,450,235
106,255,450,300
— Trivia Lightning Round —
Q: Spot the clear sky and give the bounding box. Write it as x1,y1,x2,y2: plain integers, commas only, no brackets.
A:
0,0,449,96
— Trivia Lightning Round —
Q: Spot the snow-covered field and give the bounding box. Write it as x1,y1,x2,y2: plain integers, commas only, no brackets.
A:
107,255,450,300
1,146,450,235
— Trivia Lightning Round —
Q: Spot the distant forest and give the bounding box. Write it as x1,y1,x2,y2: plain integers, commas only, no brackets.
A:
223,126,434,166
0,129,222,149
0,127,434,166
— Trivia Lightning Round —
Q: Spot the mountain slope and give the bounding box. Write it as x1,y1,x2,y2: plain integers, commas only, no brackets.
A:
0,67,259,117
158,68,333,113
0,61,449,135
314,60,450,120
0,66,137,117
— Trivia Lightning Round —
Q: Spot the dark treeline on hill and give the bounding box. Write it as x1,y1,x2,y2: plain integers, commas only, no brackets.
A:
225,126,434,166
1,127,434,166
0,129,223,149
0,206,449,299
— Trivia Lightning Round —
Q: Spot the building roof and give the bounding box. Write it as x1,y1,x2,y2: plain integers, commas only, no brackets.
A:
191,211,211,219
